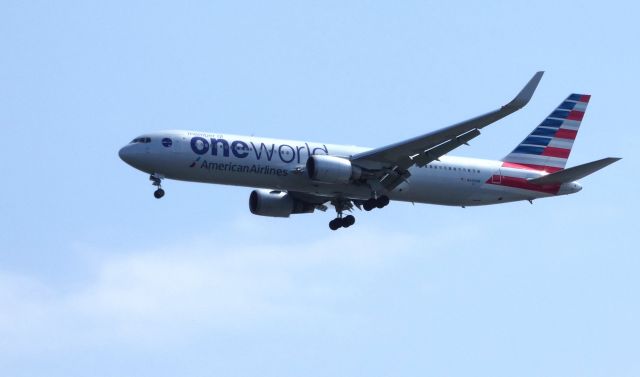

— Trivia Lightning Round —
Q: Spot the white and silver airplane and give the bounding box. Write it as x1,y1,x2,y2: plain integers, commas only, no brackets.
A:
119,72,619,230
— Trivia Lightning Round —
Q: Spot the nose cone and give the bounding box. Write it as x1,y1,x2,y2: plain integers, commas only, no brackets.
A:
119,143,155,173
119,144,145,169
119,145,133,165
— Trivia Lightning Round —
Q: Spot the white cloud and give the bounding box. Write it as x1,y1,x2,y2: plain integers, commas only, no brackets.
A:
0,225,432,354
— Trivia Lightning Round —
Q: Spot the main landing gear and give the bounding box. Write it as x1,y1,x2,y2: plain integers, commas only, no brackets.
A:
362,195,390,211
329,199,356,231
327,195,390,230
329,215,355,230
150,173,165,199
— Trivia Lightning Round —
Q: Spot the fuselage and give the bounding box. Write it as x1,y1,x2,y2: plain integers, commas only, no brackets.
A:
118,130,582,207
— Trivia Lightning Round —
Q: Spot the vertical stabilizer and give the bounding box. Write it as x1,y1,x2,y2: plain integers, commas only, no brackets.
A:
502,94,590,172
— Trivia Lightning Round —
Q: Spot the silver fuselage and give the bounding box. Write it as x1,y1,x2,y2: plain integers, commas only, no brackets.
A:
119,130,581,206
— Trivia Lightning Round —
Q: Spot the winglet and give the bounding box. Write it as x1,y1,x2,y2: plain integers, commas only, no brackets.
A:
504,71,544,110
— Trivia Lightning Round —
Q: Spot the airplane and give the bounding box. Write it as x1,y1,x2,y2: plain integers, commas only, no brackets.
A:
119,72,620,230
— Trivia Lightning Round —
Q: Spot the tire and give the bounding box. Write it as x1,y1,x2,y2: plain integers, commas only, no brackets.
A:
376,195,389,208
154,188,165,199
363,200,375,211
343,215,355,227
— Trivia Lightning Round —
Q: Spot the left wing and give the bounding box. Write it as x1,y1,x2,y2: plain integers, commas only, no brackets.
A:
351,72,544,189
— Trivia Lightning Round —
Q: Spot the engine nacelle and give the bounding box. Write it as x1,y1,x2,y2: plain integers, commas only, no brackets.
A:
249,189,315,218
306,155,362,184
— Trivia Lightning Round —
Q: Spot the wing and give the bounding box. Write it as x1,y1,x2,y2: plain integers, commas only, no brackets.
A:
351,72,544,190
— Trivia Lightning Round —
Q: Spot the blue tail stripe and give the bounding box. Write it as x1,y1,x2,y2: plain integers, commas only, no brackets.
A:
513,145,545,155
550,110,570,119
540,118,563,128
531,127,558,137
558,101,576,110
523,136,552,146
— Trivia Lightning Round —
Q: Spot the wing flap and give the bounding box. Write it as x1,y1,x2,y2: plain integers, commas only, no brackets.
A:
411,128,481,168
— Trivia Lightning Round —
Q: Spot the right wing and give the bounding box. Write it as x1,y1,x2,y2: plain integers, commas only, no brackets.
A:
351,72,544,190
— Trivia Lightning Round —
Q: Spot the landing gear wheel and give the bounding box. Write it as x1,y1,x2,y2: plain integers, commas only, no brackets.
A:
343,215,355,227
329,199,357,230
150,174,165,199
363,200,375,211
375,195,390,208
364,196,389,210
154,188,165,199
329,218,342,230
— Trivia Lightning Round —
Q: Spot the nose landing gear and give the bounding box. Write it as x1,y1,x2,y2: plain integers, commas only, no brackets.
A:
150,173,165,199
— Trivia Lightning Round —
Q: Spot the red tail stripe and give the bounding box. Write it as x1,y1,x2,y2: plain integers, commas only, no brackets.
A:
580,95,591,103
567,110,584,121
554,128,577,140
542,147,571,158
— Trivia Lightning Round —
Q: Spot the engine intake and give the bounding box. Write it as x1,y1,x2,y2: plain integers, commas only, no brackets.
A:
306,155,361,184
249,189,315,217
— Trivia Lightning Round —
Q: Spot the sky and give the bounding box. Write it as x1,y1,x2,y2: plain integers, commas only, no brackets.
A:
0,1,638,376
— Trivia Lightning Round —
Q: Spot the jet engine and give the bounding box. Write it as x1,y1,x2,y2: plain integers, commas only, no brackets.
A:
249,189,315,217
306,155,362,184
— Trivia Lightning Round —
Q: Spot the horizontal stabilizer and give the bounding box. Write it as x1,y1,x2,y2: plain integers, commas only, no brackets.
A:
528,157,621,185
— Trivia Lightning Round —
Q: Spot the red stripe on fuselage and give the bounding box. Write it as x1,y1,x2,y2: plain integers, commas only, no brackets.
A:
486,175,561,194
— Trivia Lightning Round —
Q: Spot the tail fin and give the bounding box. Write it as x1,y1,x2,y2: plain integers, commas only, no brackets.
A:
502,93,591,172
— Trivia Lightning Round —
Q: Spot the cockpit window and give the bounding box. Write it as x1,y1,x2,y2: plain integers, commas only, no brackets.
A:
130,137,151,144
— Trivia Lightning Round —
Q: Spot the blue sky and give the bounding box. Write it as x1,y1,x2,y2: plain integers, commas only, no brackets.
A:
0,1,638,376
